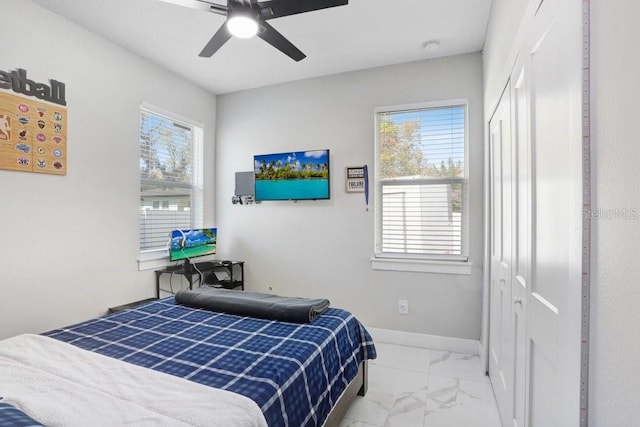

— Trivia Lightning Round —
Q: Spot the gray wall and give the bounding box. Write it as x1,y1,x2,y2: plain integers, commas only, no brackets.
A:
0,0,216,339
591,1,640,425
215,53,484,340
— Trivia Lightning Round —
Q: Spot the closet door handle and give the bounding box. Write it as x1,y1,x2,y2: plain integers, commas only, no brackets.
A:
514,297,523,305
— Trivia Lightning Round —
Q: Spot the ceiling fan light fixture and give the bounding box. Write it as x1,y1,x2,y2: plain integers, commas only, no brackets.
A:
227,15,259,39
195,0,349,60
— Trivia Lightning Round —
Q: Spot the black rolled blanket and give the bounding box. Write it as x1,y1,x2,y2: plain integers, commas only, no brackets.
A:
175,288,330,323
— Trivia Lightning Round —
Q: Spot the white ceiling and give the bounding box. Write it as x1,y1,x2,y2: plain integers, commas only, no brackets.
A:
30,0,494,94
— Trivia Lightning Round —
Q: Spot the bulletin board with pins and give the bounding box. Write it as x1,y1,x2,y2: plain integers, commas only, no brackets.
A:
0,91,67,175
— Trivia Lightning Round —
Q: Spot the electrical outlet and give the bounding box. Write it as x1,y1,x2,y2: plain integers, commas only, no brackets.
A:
398,299,409,315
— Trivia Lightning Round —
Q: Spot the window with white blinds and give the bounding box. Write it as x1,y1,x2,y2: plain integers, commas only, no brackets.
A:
374,101,468,260
139,105,204,253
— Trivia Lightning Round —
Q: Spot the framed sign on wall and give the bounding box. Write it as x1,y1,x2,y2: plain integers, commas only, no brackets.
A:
0,69,67,176
346,166,365,193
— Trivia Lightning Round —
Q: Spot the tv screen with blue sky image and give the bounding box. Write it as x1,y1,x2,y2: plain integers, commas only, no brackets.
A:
254,149,330,201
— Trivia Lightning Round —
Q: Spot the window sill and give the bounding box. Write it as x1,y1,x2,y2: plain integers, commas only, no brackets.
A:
370,256,472,275
137,251,170,271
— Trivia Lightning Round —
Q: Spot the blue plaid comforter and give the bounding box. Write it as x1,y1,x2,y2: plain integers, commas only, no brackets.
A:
42,297,376,426
0,403,44,427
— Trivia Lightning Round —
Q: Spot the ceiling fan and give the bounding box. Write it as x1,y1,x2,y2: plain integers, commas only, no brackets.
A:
158,0,349,61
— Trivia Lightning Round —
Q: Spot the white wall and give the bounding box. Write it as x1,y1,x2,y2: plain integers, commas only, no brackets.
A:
0,0,216,340
590,1,640,425
215,54,484,340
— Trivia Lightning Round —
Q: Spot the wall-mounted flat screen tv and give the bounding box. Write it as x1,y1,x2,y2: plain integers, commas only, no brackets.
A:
169,228,217,262
254,149,330,201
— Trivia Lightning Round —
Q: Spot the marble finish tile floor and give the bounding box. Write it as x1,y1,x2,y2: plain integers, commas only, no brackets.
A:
341,342,502,427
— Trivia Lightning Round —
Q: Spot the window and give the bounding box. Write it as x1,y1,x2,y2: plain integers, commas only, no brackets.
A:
139,104,204,254
374,100,468,264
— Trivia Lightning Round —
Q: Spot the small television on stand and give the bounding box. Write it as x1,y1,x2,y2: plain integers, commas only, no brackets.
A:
169,228,217,276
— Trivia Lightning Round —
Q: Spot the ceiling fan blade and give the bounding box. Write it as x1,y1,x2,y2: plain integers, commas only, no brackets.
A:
258,0,348,20
257,20,306,61
157,0,227,14
199,24,233,57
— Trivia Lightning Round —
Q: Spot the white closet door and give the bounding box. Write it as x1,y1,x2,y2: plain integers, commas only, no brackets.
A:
511,62,531,427
490,64,531,427
525,0,583,425
488,84,514,427
489,71,531,427
487,0,583,425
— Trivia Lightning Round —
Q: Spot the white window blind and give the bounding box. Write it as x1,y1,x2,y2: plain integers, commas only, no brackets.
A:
375,102,468,259
139,105,203,253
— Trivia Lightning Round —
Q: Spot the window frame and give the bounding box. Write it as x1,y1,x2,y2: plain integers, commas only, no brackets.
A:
372,99,471,275
137,102,204,270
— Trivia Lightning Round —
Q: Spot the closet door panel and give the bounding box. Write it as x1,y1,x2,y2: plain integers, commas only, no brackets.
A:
527,0,582,424
488,85,514,427
512,63,531,427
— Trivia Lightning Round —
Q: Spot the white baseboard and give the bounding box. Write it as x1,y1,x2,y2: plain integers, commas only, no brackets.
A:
366,327,480,355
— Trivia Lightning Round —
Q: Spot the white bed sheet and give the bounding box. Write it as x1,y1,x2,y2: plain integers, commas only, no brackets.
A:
0,334,267,427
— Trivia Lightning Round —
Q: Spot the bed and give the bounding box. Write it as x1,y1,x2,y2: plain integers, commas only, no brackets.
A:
0,295,376,426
